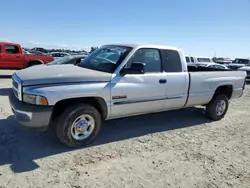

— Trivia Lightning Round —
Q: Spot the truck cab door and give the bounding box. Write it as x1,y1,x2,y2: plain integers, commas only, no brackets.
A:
160,49,189,109
110,48,168,118
2,44,23,68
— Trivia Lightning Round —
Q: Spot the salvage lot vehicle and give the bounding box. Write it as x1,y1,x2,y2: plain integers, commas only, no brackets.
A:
31,47,48,54
238,66,250,79
227,58,250,70
185,56,214,63
49,52,71,59
0,42,54,69
216,60,232,66
47,54,87,65
187,62,229,70
9,44,247,147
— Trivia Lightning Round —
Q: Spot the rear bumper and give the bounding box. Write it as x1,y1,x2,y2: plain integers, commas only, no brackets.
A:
9,91,53,130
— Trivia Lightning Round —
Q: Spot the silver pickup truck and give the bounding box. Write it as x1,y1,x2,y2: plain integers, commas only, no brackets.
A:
9,44,247,147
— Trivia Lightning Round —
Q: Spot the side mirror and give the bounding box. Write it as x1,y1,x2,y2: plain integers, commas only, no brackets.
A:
120,62,145,75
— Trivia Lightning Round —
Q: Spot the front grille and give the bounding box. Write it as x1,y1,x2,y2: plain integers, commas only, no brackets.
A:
12,78,18,89
12,74,22,100
13,89,19,99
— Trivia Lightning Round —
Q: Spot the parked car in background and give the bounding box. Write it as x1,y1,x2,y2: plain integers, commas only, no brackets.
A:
23,50,32,55
185,55,195,63
47,54,87,65
49,52,71,59
185,56,214,63
227,58,250,70
28,50,48,56
31,47,48,54
187,62,229,70
216,60,232,66
195,56,214,63
9,43,246,147
0,42,54,69
238,66,250,79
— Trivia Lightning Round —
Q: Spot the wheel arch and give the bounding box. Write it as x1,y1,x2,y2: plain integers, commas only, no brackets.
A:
50,96,108,125
213,85,233,100
24,59,44,68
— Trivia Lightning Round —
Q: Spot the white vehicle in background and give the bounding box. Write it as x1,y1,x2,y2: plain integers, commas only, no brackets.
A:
216,60,233,66
185,56,195,63
238,66,250,79
227,58,250,70
187,62,229,70
185,56,214,63
50,52,71,59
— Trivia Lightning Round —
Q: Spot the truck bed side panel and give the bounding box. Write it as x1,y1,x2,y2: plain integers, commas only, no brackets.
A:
185,71,246,107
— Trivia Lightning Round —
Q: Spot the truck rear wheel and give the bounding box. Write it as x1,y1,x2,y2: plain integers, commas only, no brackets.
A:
205,94,229,121
56,104,101,147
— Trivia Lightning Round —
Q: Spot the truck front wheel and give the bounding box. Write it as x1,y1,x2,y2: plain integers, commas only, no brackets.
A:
56,104,101,147
205,94,229,121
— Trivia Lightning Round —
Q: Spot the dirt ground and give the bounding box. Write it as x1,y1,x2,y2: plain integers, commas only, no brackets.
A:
0,77,249,188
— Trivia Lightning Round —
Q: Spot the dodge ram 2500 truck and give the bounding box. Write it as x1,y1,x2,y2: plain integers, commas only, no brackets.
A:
0,42,54,69
9,44,247,147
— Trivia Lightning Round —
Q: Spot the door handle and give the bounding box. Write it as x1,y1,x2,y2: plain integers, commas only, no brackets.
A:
159,79,167,84
16,56,21,58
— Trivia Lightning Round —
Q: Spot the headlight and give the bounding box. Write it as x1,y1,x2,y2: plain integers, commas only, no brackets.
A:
23,94,48,106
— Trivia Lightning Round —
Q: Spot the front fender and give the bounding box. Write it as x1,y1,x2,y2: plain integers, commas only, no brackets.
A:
22,82,111,106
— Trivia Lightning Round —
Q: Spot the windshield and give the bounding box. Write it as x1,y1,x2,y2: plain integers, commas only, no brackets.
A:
197,58,211,62
48,56,74,65
78,45,132,73
233,59,250,64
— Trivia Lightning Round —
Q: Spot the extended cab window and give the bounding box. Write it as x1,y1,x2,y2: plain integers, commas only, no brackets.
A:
127,48,162,73
161,50,182,72
5,45,20,54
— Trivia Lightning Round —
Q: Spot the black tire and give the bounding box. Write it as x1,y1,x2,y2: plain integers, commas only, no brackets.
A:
56,104,101,147
205,94,229,121
24,60,43,68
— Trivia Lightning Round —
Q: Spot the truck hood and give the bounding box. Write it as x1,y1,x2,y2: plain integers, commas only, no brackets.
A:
16,65,112,86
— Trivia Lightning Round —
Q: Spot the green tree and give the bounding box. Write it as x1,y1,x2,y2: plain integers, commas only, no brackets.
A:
90,47,98,53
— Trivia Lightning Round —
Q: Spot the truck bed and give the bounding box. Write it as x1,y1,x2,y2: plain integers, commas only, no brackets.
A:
185,69,246,108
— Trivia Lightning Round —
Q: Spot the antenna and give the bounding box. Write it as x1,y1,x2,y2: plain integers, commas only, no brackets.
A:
213,51,217,58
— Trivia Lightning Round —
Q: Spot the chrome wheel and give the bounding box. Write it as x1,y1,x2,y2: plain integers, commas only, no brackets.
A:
71,114,95,140
216,100,226,116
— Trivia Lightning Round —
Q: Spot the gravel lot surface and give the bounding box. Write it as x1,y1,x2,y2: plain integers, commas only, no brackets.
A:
0,78,249,188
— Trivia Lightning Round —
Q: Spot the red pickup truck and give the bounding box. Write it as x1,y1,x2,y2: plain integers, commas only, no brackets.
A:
0,42,54,69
